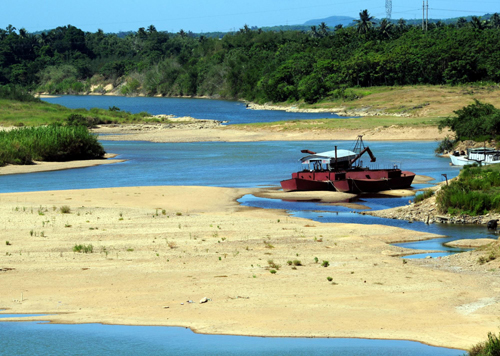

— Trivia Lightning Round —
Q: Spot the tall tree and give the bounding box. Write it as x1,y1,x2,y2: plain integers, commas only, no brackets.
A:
354,10,376,35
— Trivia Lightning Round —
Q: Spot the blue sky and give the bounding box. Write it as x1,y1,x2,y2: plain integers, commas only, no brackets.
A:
1,0,499,33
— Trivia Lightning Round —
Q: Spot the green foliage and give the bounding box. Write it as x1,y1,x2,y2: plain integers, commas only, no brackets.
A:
3,19,500,102
321,260,330,267
435,136,457,154
467,332,500,356
439,100,500,141
0,85,40,102
59,205,71,214
0,125,105,166
414,190,435,204
436,165,500,215
73,244,93,253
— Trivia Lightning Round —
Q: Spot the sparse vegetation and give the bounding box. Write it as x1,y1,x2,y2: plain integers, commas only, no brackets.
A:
321,260,329,267
467,332,500,356
414,190,435,204
73,244,93,253
60,205,71,214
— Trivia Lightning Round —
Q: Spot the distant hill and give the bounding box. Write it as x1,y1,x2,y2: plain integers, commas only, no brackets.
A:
303,16,355,27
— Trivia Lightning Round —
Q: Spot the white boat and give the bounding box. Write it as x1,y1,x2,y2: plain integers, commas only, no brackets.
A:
450,148,500,166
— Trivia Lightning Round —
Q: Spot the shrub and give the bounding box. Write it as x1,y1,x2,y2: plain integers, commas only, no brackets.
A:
414,190,435,204
321,260,329,267
73,244,93,253
467,332,500,356
327,277,333,282
0,125,105,166
60,205,71,214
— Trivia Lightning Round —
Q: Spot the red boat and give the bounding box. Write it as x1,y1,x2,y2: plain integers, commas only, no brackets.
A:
280,136,415,193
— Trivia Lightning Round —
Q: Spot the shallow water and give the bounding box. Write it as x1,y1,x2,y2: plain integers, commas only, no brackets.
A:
0,140,458,193
42,95,351,125
0,322,463,355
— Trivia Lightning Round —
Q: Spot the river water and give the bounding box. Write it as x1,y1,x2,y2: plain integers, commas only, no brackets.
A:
0,96,471,355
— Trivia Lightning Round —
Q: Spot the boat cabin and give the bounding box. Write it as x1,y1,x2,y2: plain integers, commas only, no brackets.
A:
300,149,357,171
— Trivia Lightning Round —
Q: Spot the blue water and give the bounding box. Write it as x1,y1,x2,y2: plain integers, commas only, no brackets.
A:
42,95,351,125
0,96,476,353
0,322,463,355
0,140,458,193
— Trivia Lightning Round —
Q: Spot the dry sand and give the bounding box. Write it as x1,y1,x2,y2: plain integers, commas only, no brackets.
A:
0,154,124,176
93,125,446,143
1,186,499,350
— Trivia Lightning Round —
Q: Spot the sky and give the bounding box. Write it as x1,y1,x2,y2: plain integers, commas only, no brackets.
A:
1,0,499,34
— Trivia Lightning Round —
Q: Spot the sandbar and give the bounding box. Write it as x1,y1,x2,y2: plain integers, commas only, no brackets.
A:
0,186,499,350
0,154,124,176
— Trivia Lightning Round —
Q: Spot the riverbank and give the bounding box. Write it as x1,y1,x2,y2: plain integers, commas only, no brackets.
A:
0,154,124,176
93,123,447,142
0,186,499,350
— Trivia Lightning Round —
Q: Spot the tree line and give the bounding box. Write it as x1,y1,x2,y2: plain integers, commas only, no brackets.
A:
1,11,500,103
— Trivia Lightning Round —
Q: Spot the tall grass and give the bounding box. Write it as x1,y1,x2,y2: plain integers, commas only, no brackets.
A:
467,332,500,356
0,125,105,166
436,165,500,215
0,84,41,102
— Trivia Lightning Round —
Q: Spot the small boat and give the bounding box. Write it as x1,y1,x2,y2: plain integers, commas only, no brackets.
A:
450,148,500,166
280,136,415,193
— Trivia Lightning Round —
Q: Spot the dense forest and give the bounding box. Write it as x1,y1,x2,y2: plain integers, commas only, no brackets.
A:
1,11,500,103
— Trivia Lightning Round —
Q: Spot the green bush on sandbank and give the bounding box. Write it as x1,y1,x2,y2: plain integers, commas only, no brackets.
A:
436,165,500,215
0,125,105,166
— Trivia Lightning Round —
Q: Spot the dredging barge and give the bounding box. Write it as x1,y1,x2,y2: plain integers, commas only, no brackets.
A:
280,136,415,193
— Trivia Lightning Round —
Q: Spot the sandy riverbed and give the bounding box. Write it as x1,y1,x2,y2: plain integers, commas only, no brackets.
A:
0,186,499,350
93,124,447,143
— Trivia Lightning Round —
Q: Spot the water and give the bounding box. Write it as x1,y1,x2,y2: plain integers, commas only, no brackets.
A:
0,322,463,355
0,140,457,193
42,95,351,125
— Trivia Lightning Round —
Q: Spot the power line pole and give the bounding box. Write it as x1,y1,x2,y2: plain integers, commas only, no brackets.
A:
422,1,425,30
426,0,429,31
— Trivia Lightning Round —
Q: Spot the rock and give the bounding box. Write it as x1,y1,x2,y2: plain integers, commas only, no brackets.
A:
200,297,209,304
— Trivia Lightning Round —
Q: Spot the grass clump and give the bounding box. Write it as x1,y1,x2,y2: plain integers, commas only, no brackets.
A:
267,260,281,270
60,205,71,214
73,244,93,253
414,190,435,204
0,125,105,166
467,332,500,356
321,260,330,267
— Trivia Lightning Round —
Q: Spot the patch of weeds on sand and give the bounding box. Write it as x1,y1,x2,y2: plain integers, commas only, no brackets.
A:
270,269,277,274
126,248,134,252
468,332,500,356
73,244,93,253
264,241,274,249
267,259,281,270
327,277,333,282
176,212,182,216
60,205,71,214
321,260,329,267
287,260,302,266
65,223,72,228
314,257,319,263
5,241,11,246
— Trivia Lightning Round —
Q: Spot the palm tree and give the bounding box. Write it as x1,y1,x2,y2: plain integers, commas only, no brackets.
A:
471,16,485,30
354,10,376,35
456,17,468,28
309,25,320,38
489,13,500,29
318,22,329,37
147,25,157,34
378,19,393,39
397,18,406,32
6,24,16,35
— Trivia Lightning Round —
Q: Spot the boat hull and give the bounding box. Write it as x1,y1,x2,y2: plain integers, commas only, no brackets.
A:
280,170,415,193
